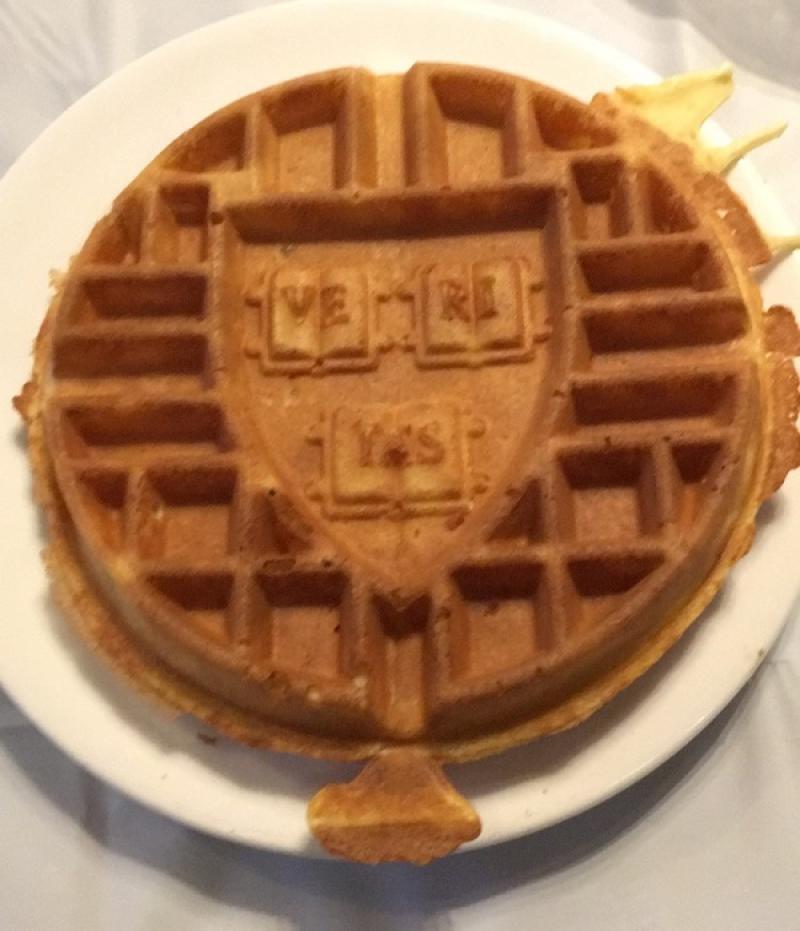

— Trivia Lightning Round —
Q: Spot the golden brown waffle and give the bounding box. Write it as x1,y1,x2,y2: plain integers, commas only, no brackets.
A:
17,63,800,863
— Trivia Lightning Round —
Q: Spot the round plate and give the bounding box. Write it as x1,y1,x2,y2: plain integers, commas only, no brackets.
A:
1,0,798,856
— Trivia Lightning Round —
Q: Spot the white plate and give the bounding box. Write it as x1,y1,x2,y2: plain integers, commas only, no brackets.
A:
1,0,799,857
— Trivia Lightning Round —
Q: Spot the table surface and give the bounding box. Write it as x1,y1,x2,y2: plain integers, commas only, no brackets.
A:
2,2,799,929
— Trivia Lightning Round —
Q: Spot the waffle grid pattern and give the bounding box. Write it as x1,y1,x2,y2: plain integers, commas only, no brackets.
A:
44,64,754,741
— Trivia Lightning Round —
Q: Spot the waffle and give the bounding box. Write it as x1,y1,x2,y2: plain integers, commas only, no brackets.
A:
17,63,800,863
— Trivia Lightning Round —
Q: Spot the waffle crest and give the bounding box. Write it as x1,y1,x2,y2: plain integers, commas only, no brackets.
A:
20,64,799,862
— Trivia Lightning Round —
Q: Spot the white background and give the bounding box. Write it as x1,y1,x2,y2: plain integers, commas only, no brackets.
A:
1,2,799,928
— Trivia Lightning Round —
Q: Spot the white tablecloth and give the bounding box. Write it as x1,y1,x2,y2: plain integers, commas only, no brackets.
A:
2,2,799,928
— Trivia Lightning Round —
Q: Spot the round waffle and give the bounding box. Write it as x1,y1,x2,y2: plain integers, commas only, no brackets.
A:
17,63,799,862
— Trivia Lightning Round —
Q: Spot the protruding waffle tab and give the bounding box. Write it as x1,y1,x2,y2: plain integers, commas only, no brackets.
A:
761,305,800,498
611,64,733,145
765,304,800,355
307,748,481,864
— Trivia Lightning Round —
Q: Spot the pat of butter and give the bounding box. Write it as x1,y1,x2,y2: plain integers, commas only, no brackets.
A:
611,64,786,173
613,64,735,146
609,64,796,255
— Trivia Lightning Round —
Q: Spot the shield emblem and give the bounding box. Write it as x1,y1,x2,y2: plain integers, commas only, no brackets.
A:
212,63,576,596
233,178,556,594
